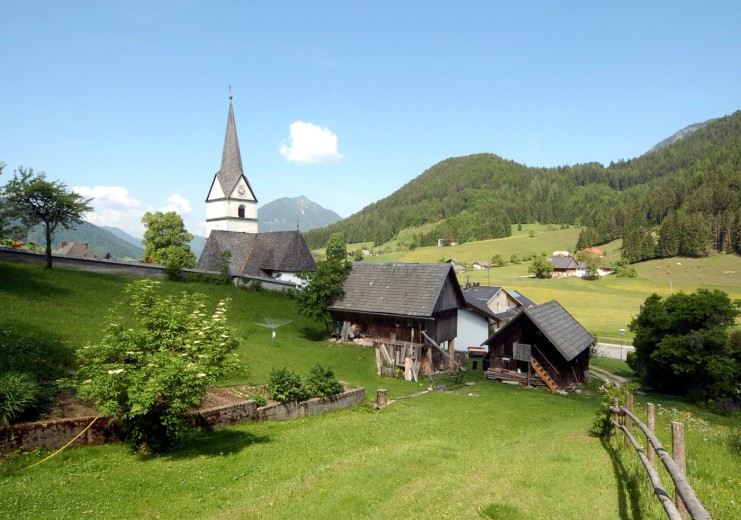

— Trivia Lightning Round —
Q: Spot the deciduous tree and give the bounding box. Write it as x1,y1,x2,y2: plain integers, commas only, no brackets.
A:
2,166,92,267
141,211,196,270
629,289,740,402
528,255,553,278
295,232,352,334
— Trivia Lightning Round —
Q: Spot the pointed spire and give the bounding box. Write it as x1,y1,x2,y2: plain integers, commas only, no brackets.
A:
215,93,256,201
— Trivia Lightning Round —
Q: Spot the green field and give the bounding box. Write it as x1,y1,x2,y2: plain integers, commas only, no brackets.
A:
0,260,739,519
355,225,741,341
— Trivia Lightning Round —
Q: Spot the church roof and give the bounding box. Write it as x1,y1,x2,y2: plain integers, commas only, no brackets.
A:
196,230,316,277
212,101,257,201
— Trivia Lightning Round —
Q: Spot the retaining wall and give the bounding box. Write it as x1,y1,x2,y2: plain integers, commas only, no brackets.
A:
0,387,365,451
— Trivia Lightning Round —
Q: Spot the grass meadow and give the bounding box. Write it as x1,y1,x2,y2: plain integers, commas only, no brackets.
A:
0,260,739,519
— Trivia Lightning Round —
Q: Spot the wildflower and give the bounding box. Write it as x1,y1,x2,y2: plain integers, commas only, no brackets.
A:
108,368,125,375
197,373,206,378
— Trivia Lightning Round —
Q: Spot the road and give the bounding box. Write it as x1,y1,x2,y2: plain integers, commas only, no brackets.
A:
594,342,635,361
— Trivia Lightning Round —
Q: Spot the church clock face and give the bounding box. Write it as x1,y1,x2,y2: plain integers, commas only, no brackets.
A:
236,185,246,197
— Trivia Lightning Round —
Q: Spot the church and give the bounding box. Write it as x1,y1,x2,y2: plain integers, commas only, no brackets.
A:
196,97,316,287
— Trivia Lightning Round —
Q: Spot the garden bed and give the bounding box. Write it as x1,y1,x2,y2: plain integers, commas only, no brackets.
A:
1,386,365,451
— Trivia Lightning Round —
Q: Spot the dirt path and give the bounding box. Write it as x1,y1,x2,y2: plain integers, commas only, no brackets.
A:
589,366,633,385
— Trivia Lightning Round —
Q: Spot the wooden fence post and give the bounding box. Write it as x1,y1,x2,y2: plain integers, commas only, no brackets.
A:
376,389,387,408
647,403,655,467
624,393,634,449
672,421,688,520
613,397,621,437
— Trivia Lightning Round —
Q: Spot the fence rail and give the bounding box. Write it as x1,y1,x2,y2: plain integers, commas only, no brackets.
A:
610,395,711,520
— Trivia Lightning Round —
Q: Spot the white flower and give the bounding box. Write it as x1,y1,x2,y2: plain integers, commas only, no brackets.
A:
197,373,206,378
107,368,125,375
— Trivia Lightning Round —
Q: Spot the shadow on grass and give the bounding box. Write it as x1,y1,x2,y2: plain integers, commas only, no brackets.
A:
164,428,272,460
0,261,71,298
600,436,644,520
299,326,328,342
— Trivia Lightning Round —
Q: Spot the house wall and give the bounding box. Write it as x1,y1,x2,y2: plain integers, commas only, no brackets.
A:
434,276,465,313
456,309,489,352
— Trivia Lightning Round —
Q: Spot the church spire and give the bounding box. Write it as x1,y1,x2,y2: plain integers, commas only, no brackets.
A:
217,97,245,196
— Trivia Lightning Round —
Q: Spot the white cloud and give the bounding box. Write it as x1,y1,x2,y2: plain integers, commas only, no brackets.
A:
72,187,195,238
279,121,342,164
73,185,148,237
159,193,192,214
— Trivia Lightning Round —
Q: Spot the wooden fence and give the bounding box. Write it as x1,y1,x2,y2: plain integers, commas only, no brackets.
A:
609,395,711,520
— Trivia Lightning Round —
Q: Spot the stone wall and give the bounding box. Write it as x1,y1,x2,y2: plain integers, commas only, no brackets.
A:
0,247,297,291
0,387,365,451
253,387,366,422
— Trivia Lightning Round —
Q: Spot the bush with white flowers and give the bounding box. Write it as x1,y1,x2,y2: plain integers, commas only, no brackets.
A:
76,279,242,453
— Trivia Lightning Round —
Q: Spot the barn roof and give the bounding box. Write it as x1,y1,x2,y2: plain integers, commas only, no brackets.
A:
484,300,594,361
196,230,315,277
330,262,464,319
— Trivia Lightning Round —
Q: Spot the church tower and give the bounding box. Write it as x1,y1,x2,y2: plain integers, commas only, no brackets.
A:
205,97,258,235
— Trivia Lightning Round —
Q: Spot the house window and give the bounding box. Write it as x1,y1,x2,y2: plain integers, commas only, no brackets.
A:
238,205,245,218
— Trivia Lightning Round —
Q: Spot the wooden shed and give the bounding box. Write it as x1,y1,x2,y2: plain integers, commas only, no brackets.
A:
482,300,594,391
329,262,466,380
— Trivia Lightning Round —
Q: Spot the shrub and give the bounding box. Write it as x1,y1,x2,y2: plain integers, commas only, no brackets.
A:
0,371,40,425
267,367,308,403
304,364,344,398
590,381,639,437
75,280,241,453
250,394,267,407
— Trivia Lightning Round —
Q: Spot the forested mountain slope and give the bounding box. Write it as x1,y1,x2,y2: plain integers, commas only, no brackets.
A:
304,111,741,260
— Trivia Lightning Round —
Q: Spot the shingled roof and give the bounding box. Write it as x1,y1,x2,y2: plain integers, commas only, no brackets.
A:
330,262,464,318
196,230,315,277
485,300,594,361
210,101,257,201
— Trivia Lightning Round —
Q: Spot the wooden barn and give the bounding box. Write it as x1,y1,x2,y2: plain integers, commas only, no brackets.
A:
329,262,466,381
482,300,594,391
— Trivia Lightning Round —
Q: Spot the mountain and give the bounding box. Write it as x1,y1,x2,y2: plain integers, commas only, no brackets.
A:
190,235,207,258
646,119,715,154
101,226,143,248
258,196,342,233
303,110,741,259
24,221,145,260
101,226,206,258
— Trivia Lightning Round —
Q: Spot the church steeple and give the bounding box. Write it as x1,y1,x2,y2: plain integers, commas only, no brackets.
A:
205,94,259,235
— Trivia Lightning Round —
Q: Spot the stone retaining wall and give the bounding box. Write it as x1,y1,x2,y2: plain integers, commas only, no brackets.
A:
0,387,365,451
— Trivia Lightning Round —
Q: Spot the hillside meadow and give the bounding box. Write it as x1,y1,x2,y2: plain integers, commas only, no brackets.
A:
352,224,741,342
0,260,739,519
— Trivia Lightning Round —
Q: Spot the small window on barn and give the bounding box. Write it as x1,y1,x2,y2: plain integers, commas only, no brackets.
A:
238,205,245,218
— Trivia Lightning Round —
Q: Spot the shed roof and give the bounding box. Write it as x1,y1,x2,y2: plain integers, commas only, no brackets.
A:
330,262,463,318
484,300,594,361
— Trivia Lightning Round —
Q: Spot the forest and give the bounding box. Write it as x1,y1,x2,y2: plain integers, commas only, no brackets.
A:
303,111,741,261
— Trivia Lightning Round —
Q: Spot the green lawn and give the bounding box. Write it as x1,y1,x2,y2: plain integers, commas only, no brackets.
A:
1,260,739,519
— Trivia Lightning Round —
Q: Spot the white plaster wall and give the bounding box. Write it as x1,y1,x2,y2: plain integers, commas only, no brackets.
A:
456,309,490,352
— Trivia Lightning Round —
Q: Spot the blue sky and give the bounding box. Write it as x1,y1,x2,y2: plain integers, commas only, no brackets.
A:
2,1,740,238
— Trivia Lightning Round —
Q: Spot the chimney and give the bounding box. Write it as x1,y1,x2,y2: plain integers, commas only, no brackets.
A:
60,241,67,248
83,243,88,249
